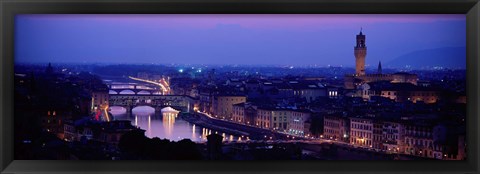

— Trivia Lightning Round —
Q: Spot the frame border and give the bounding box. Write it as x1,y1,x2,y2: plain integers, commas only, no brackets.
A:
1,0,479,173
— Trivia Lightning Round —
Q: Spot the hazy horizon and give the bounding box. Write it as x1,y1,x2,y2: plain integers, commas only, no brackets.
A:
15,14,466,67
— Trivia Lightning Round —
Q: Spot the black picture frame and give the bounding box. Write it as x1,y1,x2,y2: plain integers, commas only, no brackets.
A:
1,0,479,173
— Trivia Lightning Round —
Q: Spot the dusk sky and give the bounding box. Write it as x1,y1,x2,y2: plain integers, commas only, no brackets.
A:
15,14,465,67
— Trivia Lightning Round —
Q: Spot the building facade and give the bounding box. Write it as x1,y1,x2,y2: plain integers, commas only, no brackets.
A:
372,121,384,150
91,87,109,113
256,108,273,129
288,110,311,136
323,114,350,142
232,103,246,123
213,95,247,120
359,82,439,104
232,102,258,125
404,123,443,159
382,121,405,153
350,117,374,148
254,107,310,135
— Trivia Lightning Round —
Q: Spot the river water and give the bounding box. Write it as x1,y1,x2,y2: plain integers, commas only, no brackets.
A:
110,103,241,142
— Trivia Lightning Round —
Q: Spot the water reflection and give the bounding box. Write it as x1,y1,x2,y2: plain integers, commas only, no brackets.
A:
110,106,240,142
134,116,138,126
163,112,176,138
192,124,197,140
162,107,179,138
148,115,151,137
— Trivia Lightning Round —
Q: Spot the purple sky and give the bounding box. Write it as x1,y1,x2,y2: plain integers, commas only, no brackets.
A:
14,14,465,67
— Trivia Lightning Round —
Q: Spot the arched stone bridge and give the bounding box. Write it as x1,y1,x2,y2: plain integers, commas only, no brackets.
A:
109,94,197,113
107,83,163,95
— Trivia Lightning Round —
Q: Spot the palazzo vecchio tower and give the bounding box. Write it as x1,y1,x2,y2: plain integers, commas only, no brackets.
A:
344,29,418,90
354,29,366,76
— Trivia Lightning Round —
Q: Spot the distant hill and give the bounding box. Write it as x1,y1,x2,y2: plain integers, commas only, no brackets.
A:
386,47,466,69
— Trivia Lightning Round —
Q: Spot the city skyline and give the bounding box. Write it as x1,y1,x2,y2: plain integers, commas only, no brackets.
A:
15,14,465,67
13,14,467,161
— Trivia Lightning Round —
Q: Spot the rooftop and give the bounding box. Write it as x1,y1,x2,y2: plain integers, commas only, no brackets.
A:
368,81,436,91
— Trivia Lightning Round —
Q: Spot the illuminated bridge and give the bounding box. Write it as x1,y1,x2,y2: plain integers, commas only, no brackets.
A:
107,83,163,95
109,94,197,114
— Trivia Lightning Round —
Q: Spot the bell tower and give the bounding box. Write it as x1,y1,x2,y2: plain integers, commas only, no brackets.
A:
377,61,382,74
354,28,367,76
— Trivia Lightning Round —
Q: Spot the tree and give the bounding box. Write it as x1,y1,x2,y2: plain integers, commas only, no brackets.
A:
118,129,148,157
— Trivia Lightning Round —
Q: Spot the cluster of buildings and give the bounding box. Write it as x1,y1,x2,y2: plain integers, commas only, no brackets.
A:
63,118,141,147
189,73,465,159
323,113,465,160
196,79,333,137
14,63,114,138
342,31,446,105
232,103,312,136
184,30,465,160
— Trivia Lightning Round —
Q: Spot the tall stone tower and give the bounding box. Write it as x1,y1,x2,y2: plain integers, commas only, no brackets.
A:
354,29,367,76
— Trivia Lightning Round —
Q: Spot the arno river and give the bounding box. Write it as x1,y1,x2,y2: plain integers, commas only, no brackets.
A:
109,102,241,142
